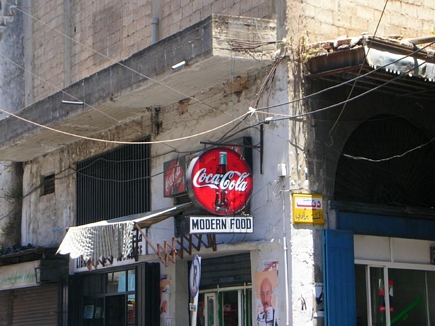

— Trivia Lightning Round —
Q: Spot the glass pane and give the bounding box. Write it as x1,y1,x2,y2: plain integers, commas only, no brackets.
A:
427,271,435,326
370,267,386,326
222,291,238,326
388,269,427,326
83,274,105,295
197,293,205,326
127,269,135,292
245,289,252,326
107,271,126,293
82,298,104,326
105,294,126,326
355,265,367,326
205,293,216,326
127,294,136,325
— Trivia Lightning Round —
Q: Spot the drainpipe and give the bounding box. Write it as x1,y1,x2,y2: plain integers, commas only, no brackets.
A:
282,191,290,326
151,17,159,44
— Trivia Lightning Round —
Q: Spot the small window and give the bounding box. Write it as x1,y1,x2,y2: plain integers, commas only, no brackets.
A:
42,174,55,195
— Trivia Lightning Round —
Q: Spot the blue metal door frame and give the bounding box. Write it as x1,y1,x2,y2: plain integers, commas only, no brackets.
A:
322,229,356,326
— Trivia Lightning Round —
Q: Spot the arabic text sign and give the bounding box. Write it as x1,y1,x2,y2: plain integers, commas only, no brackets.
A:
292,194,324,225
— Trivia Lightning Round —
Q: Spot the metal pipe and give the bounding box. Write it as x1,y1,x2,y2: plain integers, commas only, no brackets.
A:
151,17,159,44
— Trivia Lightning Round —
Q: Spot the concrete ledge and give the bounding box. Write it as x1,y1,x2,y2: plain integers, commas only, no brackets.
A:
0,14,276,161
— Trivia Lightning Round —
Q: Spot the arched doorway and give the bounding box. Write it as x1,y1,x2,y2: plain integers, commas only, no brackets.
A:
331,115,435,326
334,114,435,208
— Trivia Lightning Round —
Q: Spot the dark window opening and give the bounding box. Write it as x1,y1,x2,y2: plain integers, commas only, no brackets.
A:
42,174,55,196
334,115,435,209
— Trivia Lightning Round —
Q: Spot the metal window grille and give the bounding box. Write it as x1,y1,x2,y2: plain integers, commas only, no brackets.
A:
76,140,151,225
42,174,55,196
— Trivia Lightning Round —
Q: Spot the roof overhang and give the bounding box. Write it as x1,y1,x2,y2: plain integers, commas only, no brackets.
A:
56,202,193,266
304,35,435,100
1,14,277,161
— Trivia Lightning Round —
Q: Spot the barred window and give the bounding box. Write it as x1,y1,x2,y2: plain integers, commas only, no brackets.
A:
76,139,151,225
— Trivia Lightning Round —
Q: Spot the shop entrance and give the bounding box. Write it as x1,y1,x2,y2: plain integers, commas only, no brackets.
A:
355,265,435,326
198,286,252,326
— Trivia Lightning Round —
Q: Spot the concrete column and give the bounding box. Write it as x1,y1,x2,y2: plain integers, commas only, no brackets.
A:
63,0,72,87
0,0,25,248
22,0,33,106
151,0,160,44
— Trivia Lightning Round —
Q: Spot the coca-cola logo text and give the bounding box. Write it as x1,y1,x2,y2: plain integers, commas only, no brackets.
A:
187,148,253,216
192,168,250,191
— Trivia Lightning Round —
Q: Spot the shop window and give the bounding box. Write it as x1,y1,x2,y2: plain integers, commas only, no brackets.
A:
198,287,252,326
355,265,435,326
80,269,136,326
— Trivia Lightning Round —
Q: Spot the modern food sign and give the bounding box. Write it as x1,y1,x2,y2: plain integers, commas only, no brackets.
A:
186,147,253,233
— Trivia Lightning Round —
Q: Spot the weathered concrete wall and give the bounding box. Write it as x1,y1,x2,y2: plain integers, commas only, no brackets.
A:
21,60,292,324
28,0,274,102
0,0,24,248
0,0,24,117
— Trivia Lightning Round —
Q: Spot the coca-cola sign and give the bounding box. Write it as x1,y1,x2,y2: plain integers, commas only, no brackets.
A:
163,157,186,197
187,148,253,215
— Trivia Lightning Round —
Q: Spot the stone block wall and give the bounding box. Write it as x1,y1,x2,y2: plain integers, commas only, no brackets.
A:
300,0,435,44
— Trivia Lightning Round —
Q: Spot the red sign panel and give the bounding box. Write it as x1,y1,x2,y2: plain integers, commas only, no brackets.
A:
187,148,253,215
163,157,187,197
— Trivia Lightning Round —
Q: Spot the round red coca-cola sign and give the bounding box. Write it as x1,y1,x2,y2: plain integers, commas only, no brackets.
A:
187,147,253,215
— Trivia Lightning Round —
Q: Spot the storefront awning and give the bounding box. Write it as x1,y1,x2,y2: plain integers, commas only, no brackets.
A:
56,202,193,265
305,35,435,100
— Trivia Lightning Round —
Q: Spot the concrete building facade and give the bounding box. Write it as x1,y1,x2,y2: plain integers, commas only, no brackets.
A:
1,0,435,325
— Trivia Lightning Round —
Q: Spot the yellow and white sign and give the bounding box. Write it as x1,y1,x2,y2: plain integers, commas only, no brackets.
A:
292,194,324,225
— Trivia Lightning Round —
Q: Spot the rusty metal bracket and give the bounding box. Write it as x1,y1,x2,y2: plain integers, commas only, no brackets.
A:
134,224,217,266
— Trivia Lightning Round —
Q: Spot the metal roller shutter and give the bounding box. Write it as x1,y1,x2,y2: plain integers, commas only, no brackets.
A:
200,253,251,288
12,284,59,326
0,291,10,326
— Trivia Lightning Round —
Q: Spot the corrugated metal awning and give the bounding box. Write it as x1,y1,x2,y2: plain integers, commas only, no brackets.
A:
305,35,435,99
56,202,193,265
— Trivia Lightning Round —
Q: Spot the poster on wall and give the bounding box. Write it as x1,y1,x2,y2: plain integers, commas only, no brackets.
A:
160,275,171,323
263,260,278,272
163,156,187,197
255,270,279,326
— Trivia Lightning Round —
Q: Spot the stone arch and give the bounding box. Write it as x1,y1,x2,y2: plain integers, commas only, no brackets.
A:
334,114,435,208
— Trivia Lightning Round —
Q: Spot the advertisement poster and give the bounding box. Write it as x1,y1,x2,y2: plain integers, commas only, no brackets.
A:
255,270,278,326
160,275,171,323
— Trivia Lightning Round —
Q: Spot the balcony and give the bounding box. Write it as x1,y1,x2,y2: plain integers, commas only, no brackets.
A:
0,14,277,161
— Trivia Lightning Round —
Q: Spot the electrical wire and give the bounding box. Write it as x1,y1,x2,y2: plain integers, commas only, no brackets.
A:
75,170,164,183
4,1,215,111
2,2,434,216
254,37,435,112
253,55,432,122
0,102,249,144
326,0,389,146
343,136,435,162
6,1,429,151
0,1,262,149
0,53,120,123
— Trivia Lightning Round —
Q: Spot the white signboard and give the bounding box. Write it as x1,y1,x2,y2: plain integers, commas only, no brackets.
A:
0,260,39,290
188,216,253,234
